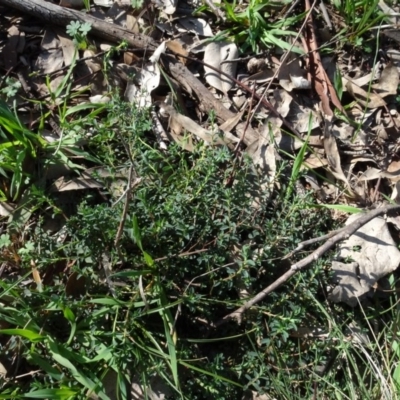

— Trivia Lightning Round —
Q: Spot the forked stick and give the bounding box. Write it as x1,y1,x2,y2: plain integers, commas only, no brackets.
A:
215,204,400,327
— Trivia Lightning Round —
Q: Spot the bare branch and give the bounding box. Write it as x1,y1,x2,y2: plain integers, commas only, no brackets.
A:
215,204,400,326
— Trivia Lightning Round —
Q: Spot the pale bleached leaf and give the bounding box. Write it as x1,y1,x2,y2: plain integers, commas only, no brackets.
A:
154,0,177,14
57,32,75,67
50,176,103,192
136,62,161,107
358,167,381,181
149,41,167,63
204,42,238,92
373,62,399,97
93,0,113,5
89,95,111,104
277,52,308,91
329,215,400,306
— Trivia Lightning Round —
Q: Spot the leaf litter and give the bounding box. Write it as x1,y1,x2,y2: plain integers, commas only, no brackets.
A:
2,0,400,397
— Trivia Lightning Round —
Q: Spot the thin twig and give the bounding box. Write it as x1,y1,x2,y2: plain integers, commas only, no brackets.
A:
319,0,333,30
215,204,400,326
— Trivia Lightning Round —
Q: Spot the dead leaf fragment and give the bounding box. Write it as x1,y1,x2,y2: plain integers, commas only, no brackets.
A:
372,62,399,97
3,25,20,69
50,176,103,192
329,214,400,306
204,42,238,92
343,77,386,108
178,18,213,37
323,115,351,187
159,103,236,148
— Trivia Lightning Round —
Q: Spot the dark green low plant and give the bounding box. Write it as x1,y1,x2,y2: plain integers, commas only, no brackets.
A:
2,97,399,399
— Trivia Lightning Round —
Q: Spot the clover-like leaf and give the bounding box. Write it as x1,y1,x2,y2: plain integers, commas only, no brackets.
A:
66,21,81,37
79,22,92,36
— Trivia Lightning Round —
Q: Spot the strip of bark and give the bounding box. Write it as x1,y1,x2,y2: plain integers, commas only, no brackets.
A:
0,0,157,50
215,204,400,326
304,0,345,115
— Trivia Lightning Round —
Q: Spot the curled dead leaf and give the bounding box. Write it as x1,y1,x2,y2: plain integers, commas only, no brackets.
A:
204,42,238,93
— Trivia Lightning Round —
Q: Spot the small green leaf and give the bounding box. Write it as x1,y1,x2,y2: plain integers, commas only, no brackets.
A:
308,204,362,214
0,329,45,342
0,233,11,248
79,22,92,35
63,306,76,323
143,251,154,267
22,388,78,399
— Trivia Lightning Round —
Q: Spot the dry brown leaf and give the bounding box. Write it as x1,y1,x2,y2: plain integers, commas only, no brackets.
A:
286,102,319,133
65,271,87,297
3,25,20,70
372,62,399,97
219,108,245,132
166,40,189,64
277,52,309,91
391,181,400,203
84,50,107,96
31,260,42,291
272,89,292,118
126,14,140,33
123,51,140,64
343,72,374,89
343,77,386,108
159,104,234,148
57,31,75,67
358,167,381,181
35,30,64,74
323,115,351,186
378,0,399,25
384,29,400,44
303,149,328,169
204,42,238,93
